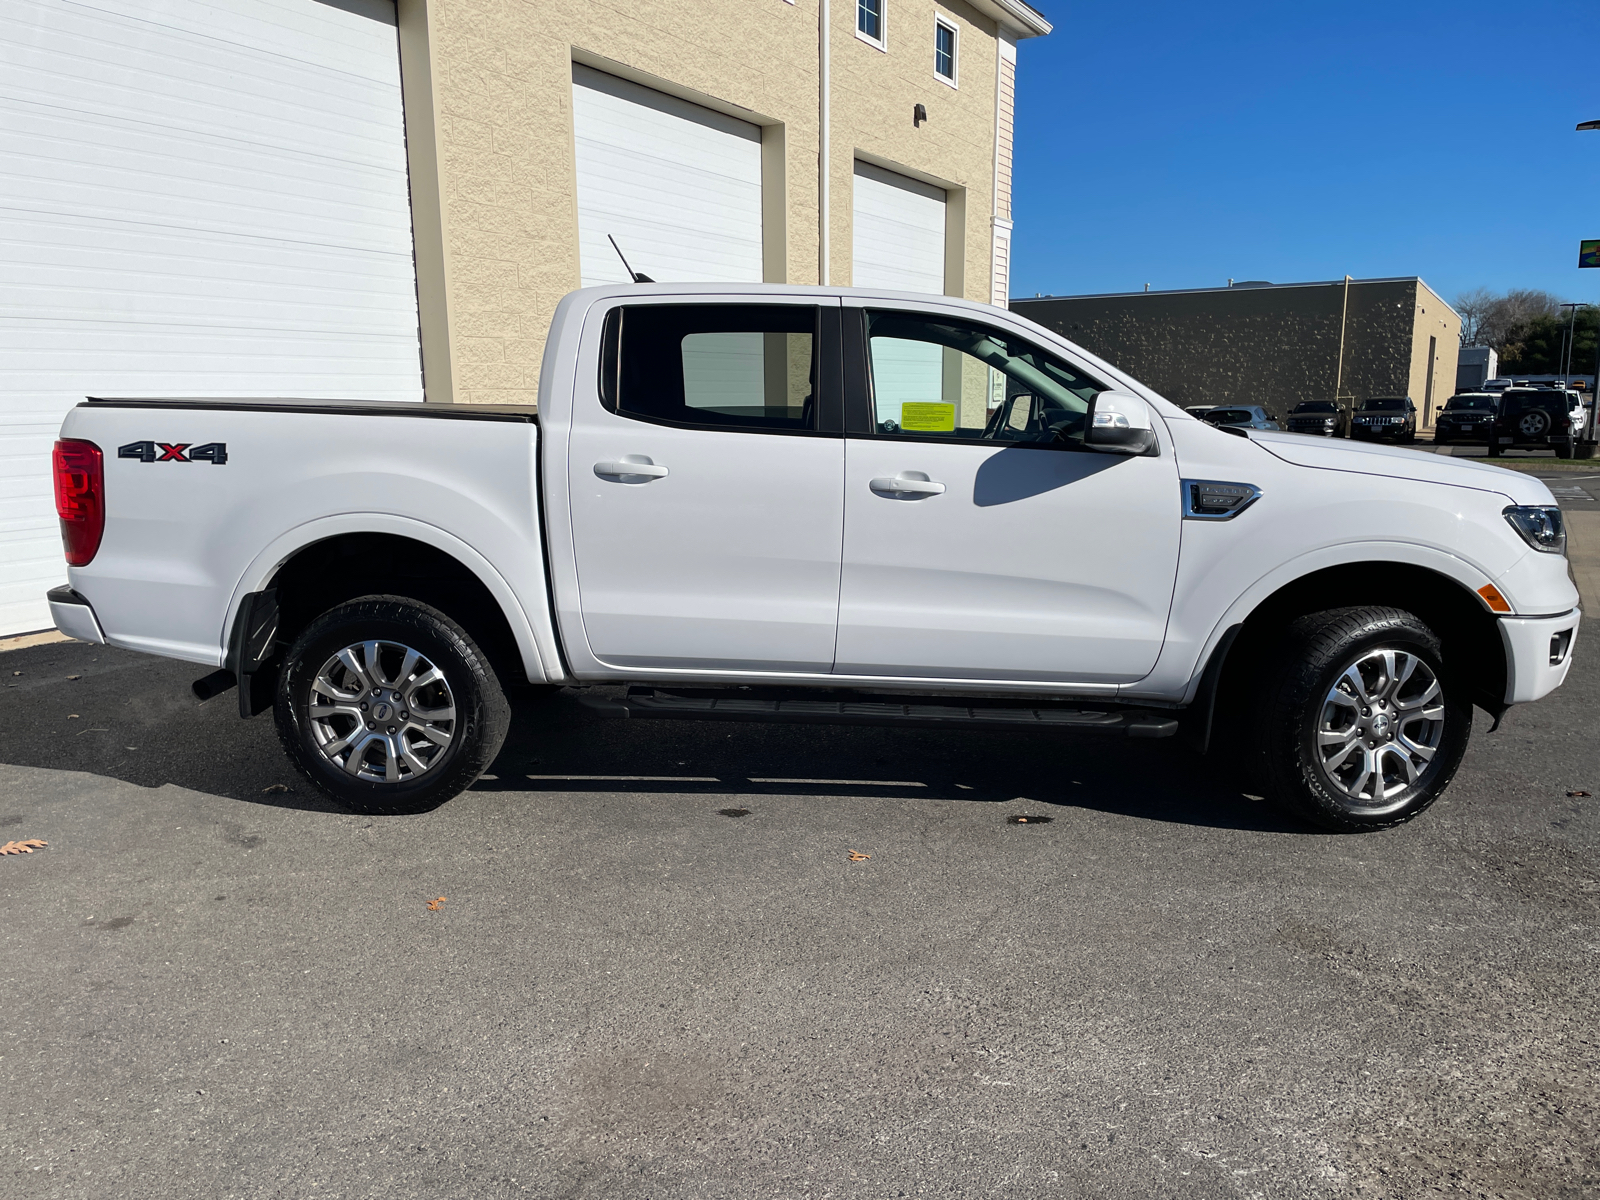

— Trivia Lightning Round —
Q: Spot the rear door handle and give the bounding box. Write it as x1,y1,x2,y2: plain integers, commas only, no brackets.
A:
870,472,945,498
594,457,669,481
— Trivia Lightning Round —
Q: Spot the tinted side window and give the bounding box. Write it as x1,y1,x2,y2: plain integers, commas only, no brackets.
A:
863,310,1106,448
603,305,818,431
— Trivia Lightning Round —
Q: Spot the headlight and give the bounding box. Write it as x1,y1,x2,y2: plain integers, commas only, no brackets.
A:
1503,506,1566,554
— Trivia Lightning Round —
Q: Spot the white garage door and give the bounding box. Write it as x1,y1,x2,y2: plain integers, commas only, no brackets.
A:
852,161,947,294
0,0,422,636
572,64,764,287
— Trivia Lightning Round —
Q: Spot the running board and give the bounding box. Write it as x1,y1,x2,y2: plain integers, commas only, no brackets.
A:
578,687,1179,738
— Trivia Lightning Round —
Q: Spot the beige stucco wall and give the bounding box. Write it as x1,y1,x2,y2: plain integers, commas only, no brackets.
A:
398,0,1013,404
833,0,1000,299
1409,280,1461,430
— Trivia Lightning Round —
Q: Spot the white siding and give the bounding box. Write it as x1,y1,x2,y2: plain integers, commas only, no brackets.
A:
0,0,422,635
851,161,946,295
572,65,764,287
991,38,1017,308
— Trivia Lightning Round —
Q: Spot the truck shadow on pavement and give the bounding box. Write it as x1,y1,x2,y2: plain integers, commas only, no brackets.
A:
473,688,1311,835
0,642,1309,834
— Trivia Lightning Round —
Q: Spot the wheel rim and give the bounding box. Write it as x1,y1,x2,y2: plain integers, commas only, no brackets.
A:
306,640,456,784
1315,648,1446,814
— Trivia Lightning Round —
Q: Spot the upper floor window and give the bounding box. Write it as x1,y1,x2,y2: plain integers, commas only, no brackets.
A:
857,0,884,47
934,19,957,84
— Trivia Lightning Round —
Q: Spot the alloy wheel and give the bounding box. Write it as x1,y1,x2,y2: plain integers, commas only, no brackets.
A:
306,640,456,783
1314,648,1446,814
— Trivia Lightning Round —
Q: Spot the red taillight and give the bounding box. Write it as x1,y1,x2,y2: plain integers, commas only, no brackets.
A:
53,439,104,566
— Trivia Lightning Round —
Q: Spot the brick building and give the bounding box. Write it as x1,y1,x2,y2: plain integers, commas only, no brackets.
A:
1012,277,1460,426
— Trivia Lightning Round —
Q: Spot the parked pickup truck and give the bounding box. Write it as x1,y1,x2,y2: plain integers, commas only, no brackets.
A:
48,285,1580,832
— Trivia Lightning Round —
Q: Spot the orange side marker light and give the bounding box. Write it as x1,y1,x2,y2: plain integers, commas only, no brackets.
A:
1477,584,1512,613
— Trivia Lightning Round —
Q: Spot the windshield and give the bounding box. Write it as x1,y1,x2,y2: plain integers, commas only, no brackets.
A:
1291,402,1336,414
1445,396,1495,411
1204,408,1253,425
1360,398,1407,412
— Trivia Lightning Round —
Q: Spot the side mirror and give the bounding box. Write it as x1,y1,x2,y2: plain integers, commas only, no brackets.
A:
1085,390,1157,455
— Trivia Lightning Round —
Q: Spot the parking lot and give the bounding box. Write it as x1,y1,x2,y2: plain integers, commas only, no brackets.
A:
3,481,1598,1200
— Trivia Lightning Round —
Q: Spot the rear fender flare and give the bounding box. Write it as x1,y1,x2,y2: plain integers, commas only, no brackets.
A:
221,513,558,686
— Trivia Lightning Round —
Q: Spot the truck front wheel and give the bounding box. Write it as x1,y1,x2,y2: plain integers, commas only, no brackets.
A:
274,596,510,814
1253,607,1472,832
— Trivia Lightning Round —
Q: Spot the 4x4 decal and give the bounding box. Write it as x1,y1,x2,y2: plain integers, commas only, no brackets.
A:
118,441,228,464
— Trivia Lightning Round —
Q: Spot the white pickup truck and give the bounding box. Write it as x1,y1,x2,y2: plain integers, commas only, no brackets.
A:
47,284,1579,831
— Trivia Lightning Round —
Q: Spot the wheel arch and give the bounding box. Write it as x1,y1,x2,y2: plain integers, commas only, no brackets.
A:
1209,558,1506,727
224,516,555,691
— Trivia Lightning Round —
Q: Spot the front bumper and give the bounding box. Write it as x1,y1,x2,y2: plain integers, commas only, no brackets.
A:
1498,609,1580,704
46,585,107,645
1351,423,1409,440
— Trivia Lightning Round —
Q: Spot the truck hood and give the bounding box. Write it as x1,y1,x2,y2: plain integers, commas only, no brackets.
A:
1245,430,1556,506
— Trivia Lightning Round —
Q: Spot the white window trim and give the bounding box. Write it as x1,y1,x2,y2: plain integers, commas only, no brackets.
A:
856,0,887,51
934,15,959,88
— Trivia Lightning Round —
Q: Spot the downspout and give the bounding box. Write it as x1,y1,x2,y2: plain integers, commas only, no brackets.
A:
1333,274,1352,403
818,0,830,286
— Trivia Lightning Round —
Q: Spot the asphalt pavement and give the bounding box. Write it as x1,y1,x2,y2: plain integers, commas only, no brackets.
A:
4,513,1599,1198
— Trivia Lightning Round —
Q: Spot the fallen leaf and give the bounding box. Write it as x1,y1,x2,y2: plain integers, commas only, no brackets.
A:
261,784,289,794
0,840,47,855
1568,790,1591,798
426,896,447,910
67,713,79,719
847,850,870,862
67,675,81,680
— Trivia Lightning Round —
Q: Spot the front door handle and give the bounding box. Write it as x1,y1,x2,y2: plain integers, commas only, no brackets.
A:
870,472,945,498
594,457,669,481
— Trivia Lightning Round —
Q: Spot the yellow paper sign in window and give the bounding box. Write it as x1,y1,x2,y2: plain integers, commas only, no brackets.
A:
901,401,956,432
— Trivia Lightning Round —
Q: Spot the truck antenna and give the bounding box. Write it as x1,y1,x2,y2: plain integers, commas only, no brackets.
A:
607,235,654,283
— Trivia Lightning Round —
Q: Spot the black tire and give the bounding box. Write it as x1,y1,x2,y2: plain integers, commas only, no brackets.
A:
1252,607,1472,832
1487,440,1502,457
1556,436,1575,459
274,596,510,814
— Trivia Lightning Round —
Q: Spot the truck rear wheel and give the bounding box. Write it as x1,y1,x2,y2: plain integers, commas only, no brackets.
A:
274,596,510,814
1252,607,1471,832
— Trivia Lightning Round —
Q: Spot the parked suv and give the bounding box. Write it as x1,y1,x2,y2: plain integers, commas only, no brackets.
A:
1433,393,1499,445
1201,405,1280,431
1489,388,1581,458
1350,397,1416,443
1285,400,1346,437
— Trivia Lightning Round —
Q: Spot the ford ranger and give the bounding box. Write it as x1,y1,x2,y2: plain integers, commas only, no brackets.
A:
46,284,1580,831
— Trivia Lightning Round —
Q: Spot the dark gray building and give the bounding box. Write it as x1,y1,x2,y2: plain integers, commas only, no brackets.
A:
1012,277,1461,427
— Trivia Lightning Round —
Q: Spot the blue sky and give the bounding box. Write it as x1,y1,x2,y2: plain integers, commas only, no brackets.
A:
1009,0,1600,307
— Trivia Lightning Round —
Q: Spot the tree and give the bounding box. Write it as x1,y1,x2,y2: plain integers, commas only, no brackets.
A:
1500,305,1599,375
1451,287,1565,356
1454,287,1494,347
